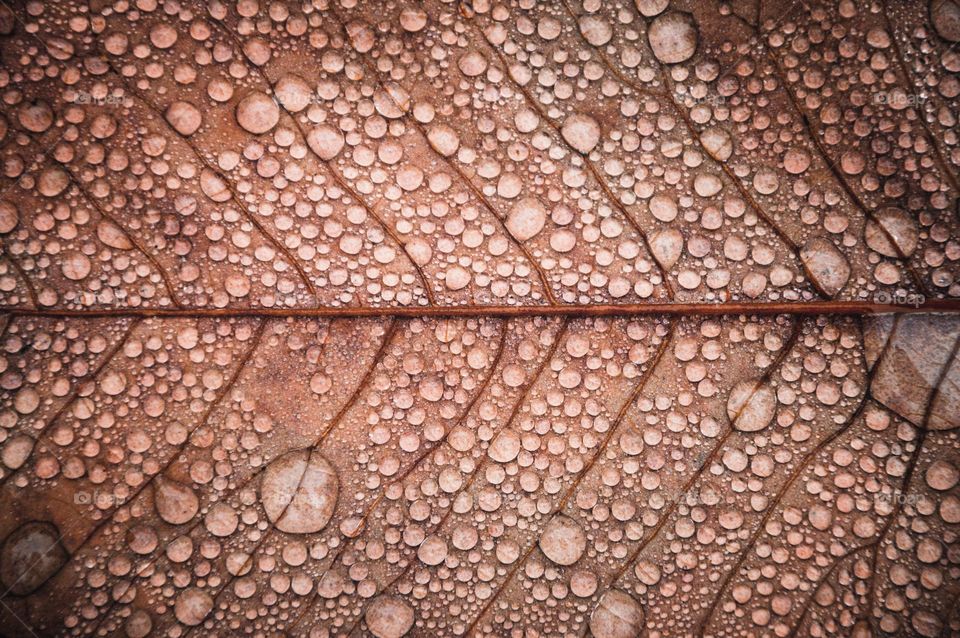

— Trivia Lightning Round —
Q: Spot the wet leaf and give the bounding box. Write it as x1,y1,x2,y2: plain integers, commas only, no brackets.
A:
0,1,959,638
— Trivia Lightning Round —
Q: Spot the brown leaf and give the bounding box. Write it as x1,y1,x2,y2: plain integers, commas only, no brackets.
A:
0,1,959,638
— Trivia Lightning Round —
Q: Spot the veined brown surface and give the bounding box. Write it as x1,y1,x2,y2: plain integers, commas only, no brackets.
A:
0,0,959,637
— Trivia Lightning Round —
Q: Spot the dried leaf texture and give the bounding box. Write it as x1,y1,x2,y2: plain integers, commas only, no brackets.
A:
0,1,959,638
0,314,955,637
0,0,959,309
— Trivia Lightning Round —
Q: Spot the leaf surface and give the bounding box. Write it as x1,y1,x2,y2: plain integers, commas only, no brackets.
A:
0,1,959,638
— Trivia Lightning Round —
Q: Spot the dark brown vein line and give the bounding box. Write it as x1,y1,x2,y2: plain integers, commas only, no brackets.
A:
695,313,905,634
0,322,262,609
71,320,290,635
284,320,512,635
463,318,677,636
0,314,11,340
8,112,183,309
55,319,267,567
458,16,676,302
0,245,38,309
709,1,923,297
860,331,960,627
543,7,670,103
580,0,929,298
206,19,436,307
328,318,571,637
756,31,933,297
313,318,400,444
669,124,831,288
596,317,801,605
99,61,320,307
786,427,920,638
789,333,960,637
428,140,559,305
880,0,960,194
344,318,508,537
617,0,929,300
179,319,400,635
532,0,670,101
575,1,827,299
612,10,833,300
0,317,140,491
3,299,960,319
786,541,879,638
863,538,884,636
326,6,559,307
558,322,674,511
7,320,265,618
81,318,395,637
60,163,185,309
